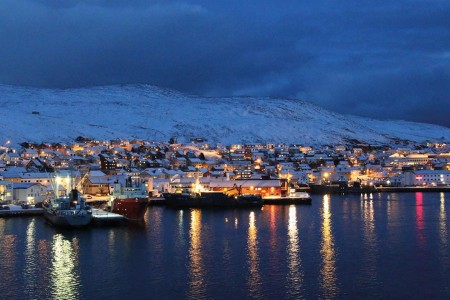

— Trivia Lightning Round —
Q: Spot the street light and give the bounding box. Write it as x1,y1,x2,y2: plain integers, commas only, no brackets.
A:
323,172,329,184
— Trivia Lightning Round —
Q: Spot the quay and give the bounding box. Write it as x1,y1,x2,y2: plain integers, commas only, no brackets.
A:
0,205,128,226
309,184,450,194
263,197,311,205
376,186,450,193
91,208,127,225
263,192,312,205
0,205,44,217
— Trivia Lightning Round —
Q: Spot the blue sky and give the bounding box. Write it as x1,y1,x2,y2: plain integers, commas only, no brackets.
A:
1,0,449,126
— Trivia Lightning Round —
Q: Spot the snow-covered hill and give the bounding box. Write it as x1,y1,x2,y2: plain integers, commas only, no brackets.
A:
0,84,449,146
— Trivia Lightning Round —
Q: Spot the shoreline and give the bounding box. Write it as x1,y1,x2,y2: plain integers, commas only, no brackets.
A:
308,186,450,194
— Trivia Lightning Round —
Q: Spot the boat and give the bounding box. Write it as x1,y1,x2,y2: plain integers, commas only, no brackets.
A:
43,189,92,227
309,182,377,194
263,191,312,205
164,191,263,209
107,178,149,221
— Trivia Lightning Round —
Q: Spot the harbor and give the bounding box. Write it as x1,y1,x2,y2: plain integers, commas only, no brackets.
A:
0,203,129,225
1,192,449,299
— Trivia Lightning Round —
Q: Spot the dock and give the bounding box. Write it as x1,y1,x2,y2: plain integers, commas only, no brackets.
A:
91,208,127,225
0,205,44,217
263,196,312,205
148,197,166,206
376,186,450,193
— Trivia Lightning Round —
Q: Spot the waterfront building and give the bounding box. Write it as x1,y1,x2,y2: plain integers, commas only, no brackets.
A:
209,179,282,197
403,170,450,186
0,181,14,202
12,182,46,204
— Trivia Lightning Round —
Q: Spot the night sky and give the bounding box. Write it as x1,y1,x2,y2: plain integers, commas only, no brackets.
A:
1,0,449,127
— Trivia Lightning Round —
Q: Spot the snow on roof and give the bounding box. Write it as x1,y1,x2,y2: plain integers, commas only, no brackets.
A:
89,170,106,177
21,172,54,179
3,167,27,174
413,170,450,175
210,179,281,188
88,177,111,184
13,182,41,189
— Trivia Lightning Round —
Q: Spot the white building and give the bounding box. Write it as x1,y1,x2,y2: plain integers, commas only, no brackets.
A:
0,181,14,203
13,182,47,204
403,170,450,186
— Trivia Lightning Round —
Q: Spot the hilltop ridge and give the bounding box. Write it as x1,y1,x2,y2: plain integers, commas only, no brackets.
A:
0,84,449,146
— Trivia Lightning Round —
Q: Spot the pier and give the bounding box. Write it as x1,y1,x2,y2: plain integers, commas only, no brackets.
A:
91,208,127,225
0,205,44,217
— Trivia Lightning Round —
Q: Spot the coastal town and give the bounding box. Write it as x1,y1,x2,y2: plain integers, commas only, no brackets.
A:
1,136,450,207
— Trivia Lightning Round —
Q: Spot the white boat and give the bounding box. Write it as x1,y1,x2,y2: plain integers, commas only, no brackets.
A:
43,189,92,227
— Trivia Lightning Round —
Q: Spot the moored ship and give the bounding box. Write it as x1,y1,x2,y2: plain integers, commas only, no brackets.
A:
108,178,149,221
164,191,263,209
43,189,92,227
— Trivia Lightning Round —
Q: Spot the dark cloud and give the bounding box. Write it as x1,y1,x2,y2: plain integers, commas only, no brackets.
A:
0,0,449,127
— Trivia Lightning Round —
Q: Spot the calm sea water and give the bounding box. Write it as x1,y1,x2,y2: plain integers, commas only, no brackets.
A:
1,192,449,300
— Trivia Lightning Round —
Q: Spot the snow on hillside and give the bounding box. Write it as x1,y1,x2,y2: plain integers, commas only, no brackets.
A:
0,84,449,146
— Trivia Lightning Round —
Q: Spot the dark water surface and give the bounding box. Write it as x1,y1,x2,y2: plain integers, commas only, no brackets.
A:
1,192,450,299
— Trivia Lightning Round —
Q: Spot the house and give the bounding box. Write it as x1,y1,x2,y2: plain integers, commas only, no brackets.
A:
229,153,245,161
403,170,450,186
169,177,211,193
13,182,46,204
99,154,117,171
25,158,48,172
187,158,204,169
209,179,282,197
82,177,111,196
21,148,39,159
152,179,170,194
1,152,21,166
172,157,187,169
0,181,14,203
19,172,54,186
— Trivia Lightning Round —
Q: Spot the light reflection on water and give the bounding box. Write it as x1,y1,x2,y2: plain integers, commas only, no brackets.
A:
286,205,303,298
24,219,38,299
361,196,378,286
415,192,425,248
177,210,186,249
439,192,449,282
247,211,262,299
0,219,18,298
50,234,81,300
188,209,206,299
108,227,116,256
1,193,450,299
320,194,338,299
440,193,447,248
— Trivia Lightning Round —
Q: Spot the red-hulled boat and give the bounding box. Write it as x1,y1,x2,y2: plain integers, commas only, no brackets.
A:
111,197,148,221
109,179,149,221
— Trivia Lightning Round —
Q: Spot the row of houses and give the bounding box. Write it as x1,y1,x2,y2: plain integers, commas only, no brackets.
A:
1,139,450,203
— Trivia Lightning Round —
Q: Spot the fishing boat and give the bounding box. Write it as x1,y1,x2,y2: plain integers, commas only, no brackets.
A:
164,179,263,209
107,177,149,221
164,191,263,208
43,189,92,227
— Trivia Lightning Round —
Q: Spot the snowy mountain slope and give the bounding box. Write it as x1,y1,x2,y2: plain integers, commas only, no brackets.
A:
0,84,449,146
